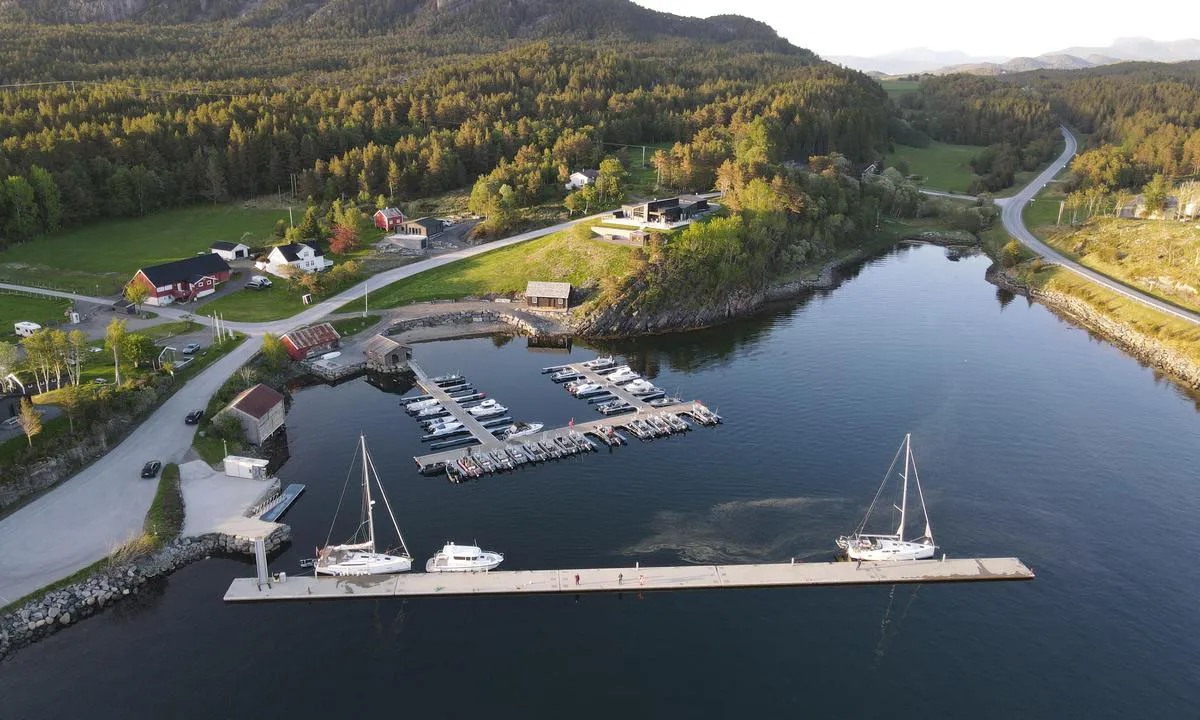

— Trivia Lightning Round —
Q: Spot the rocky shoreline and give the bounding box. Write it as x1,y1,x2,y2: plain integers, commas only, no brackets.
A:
988,266,1200,390
0,524,290,662
572,232,978,338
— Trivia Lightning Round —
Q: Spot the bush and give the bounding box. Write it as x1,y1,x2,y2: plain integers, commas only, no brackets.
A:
213,412,244,442
1001,239,1023,268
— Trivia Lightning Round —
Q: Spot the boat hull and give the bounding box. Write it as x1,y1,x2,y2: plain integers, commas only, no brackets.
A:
425,554,504,573
315,553,413,576
841,538,936,562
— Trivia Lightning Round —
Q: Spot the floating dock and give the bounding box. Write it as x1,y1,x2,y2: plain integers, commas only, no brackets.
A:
410,359,717,475
224,557,1034,602
258,483,305,522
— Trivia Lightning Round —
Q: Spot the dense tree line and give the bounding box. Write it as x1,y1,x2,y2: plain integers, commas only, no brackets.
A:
0,39,890,249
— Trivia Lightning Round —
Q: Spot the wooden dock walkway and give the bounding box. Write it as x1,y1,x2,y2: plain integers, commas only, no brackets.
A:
224,557,1034,602
410,358,715,473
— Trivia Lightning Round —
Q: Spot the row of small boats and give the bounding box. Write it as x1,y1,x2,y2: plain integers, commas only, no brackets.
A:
445,431,599,482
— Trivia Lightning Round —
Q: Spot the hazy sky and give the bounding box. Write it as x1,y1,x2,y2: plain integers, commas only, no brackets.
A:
634,0,1193,58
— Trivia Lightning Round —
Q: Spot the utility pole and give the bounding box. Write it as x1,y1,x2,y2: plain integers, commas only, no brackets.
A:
363,281,369,319
288,206,294,228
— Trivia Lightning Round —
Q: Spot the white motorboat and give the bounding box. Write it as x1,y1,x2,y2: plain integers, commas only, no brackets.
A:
422,417,460,431
581,356,615,370
836,433,936,562
468,399,508,417
311,434,413,576
424,421,464,438
569,383,602,396
415,404,446,418
624,379,660,396
425,542,504,572
501,422,544,439
607,367,640,384
406,398,440,413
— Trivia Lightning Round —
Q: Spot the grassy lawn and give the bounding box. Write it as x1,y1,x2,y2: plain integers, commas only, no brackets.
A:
1023,183,1070,238
192,431,240,466
136,320,203,341
198,282,317,322
880,79,921,102
330,314,380,337
0,415,70,467
887,141,985,193
0,293,71,339
144,463,184,547
1039,217,1200,314
347,229,638,311
0,204,287,295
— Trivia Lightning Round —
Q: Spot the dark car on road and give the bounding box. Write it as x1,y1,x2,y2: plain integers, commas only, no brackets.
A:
141,461,162,479
185,409,204,425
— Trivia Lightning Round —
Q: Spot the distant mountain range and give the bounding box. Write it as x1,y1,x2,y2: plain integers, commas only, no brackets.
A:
830,37,1200,76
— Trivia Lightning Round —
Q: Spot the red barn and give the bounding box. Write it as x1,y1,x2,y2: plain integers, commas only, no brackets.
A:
280,322,341,360
374,207,406,231
130,255,232,306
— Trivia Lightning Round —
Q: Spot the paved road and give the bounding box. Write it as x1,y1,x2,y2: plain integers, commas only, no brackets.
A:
0,212,604,604
1002,126,1200,326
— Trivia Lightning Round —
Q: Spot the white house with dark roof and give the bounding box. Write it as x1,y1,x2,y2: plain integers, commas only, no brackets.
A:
565,169,598,190
210,240,250,260
259,241,332,277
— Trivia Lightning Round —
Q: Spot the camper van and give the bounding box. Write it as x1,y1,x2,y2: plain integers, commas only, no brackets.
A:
14,321,42,338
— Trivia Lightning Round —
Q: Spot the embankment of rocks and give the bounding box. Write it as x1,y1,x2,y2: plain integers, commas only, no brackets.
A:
0,524,290,662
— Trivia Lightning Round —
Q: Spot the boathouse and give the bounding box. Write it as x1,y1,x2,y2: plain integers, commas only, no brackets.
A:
524,281,571,311
363,334,412,372
280,322,341,360
219,384,285,445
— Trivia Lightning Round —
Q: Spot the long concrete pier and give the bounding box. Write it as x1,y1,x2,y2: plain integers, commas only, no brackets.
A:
224,557,1034,602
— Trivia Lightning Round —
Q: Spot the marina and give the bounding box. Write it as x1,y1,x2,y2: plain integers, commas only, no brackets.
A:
408,358,721,479
224,556,1035,602
257,484,306,523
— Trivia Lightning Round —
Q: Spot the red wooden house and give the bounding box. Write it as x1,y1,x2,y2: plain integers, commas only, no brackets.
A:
373,207,406,231
129,255,232,306
280,322,341,360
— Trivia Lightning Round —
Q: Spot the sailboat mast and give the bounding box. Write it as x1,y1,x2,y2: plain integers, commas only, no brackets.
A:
362,434,375,552
897,433,910,541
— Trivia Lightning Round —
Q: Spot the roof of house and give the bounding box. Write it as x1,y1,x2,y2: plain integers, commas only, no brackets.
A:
281,322,340,349
625,197,681,211
405,217,445,232
210,241,248,251
272,241,324,262
574,169,598,179
139,254,231,286
363,334,410,358
376,207,405,219
526,281,572,299
225,383,284,420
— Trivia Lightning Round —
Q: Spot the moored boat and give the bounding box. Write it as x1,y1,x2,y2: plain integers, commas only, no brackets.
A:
425,542,504,572
836,433,936,562
501,421,544,440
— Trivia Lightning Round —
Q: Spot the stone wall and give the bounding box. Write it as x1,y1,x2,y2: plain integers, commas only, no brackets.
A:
385,309,559,337
0,524,290,662
990,266,1200,390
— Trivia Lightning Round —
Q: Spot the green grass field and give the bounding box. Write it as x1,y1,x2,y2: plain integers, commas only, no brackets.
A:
330,314,380,337
198,282,315,322
0,293,71,339
887,141,984,193
347,230,638,311
879,79,921,101
0,205,288,295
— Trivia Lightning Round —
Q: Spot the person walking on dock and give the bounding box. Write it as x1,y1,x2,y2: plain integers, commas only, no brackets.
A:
575,573,580,585
618,573,623,585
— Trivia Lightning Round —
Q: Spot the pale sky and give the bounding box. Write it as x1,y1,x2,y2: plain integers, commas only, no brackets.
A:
634,0,1194,58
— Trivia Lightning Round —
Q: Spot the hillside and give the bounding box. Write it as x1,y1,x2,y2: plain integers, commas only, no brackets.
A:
0,0,796,50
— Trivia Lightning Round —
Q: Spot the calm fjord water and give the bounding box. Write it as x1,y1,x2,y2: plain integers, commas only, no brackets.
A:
2,244,1198,718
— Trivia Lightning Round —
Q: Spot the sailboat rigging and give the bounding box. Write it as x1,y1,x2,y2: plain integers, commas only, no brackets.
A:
309,433,413,576
836,433,936,561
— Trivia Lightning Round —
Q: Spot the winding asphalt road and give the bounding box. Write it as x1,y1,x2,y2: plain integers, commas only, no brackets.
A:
1001,127,1200,326
0,213,605,604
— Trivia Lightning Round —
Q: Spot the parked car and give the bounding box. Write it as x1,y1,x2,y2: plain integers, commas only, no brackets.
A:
141,460,162,479
88,346,104,353
182,343,201,355
185,409,204,425
93,377,108,384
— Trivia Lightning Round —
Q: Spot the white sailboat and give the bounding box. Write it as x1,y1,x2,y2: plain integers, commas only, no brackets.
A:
312,434,413,576
836,433,936,562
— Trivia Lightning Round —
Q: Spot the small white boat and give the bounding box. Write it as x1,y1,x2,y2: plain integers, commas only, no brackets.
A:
424,422,464,437
836,433,936,562
607,370,640,385
406,398,440,412
425,542,504,572
501,422,544,440
468,399,508,417
321,351,342,360
415,404,446,418
581,356,615,369
569,383,602,396
312,435,413,577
